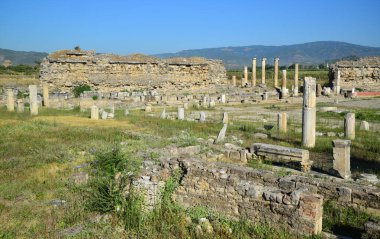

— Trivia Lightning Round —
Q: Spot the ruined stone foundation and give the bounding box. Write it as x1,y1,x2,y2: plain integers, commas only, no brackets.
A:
39,50,227,94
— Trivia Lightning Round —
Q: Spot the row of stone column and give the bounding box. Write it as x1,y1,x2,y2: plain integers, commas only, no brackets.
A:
6,85,50,115
235,58,299,93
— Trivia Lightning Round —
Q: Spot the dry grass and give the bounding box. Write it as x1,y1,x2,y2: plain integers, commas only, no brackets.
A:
0,74,39,87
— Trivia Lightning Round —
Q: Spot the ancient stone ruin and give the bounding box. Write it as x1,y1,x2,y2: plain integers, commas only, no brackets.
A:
39,49,227,94
330,56,380,91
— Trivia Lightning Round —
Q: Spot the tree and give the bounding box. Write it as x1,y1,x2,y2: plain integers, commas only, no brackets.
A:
74,46,81,51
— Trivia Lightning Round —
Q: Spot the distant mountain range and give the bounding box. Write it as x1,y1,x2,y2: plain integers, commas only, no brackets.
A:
1,41,380,68
0,48,48,65
156,41,380,69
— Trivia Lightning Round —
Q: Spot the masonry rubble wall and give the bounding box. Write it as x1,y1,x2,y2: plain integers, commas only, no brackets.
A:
330,57,380,91
39,50,227,94
167,157,323,235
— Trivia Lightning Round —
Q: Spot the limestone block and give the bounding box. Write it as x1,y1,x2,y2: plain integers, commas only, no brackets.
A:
214,124,228,144
332,139,351,179
177,107,185,120
91,105,99,120
337,186,352,202
360,121,369,131
16,99,24,113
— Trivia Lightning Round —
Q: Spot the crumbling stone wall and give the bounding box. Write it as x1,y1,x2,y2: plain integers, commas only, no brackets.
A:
39,50,227,94
330,56,380,91
133,144,380,236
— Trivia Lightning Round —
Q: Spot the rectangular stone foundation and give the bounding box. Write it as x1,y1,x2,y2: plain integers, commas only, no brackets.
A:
172,158,323,236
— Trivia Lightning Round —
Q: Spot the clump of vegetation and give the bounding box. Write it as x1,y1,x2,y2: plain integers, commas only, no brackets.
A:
92,95,98,100
72,84,91,97
0,64,40,76
323,200,379,238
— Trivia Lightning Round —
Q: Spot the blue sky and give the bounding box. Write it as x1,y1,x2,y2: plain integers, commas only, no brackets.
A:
0,0,379,54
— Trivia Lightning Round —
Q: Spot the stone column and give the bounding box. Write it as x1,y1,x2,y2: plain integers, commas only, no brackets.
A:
294,64,299,96
262,92,269,101
222,112,228,124
277,112,287,133
252,58,257,87
281,70,287,99
302,77,316,148
6,89,14,112
160,108,166,119
177,107,185,120
332,139,351,179
344,113,355,140
42,84,50,107
91,105,99,120
316,84,322,97
261,58,266,84
17,99,24,113
199,112,206,122
221,94,226,104
274,58,279,88
334,70,341,95
29,85,38,116
232,76,236,86
243,65,248,86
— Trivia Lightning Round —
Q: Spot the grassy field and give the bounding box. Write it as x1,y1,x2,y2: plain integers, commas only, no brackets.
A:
0,106,379,238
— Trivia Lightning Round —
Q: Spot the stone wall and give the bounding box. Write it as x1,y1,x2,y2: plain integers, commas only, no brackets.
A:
330,56,380,91
134,153,380,236
39,50,227,94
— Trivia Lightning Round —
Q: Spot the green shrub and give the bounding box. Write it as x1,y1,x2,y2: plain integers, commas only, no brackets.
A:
92,95,98,100
72,84,91,98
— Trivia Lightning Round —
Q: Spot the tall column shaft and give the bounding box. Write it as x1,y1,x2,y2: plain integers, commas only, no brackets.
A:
274,58,279,87
29,85,38,116
252,58,256,87
43,85,49,107
294,64,299,96
281,70,287,99
277,112,287,133
261,58,266,84
243,65,248,86
335,70,341,95
232,76,236,86
302,77,317,148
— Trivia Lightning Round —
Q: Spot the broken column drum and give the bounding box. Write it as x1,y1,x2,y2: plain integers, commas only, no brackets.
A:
91,105,99,120
344,113,355,140
302,77,316,148
6,89,14,112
